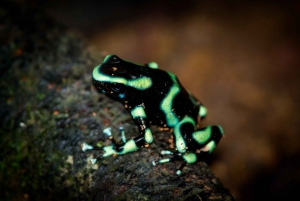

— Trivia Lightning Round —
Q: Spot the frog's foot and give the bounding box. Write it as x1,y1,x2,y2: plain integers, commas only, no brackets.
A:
81,142,103,164
81,142,98,152
89,145,118,164
82,143,118,164
152,149,175,165
152,150,186,175
151,150,176,166
82,127,136,164
81,127,119,164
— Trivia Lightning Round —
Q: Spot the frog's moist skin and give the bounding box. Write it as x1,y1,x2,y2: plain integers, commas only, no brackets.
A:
82,55,223,174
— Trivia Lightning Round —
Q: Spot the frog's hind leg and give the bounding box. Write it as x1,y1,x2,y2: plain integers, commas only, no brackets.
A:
152,125,224,175
81,127,125,164
153,116,197,174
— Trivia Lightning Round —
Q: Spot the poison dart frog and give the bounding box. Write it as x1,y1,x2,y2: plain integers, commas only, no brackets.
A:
82,55,223,175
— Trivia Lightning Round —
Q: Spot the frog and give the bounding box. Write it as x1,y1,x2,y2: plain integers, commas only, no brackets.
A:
82,54,223,175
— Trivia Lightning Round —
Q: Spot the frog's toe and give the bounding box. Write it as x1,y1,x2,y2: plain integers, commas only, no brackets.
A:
152,161,158,166
161,150,174,155
82,142,104,152
103,127,112,136
89,158,98,164
82,142,94,152
88,153,105,164
176,170,182,175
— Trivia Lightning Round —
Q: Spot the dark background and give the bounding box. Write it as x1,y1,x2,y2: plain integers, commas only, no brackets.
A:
8,0,300,200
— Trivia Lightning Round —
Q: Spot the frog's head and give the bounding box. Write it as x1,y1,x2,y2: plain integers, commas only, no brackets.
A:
92,54,153,100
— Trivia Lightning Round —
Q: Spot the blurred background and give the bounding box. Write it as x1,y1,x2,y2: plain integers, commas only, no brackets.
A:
15,0,300,200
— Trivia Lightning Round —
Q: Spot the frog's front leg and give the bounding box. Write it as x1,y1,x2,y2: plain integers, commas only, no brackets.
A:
152,116,196,174
113,105,154,152
104,106,153,156
129,105,153,144
83,105,153,163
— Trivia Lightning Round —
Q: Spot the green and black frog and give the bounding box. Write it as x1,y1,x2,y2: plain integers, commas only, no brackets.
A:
82,55,223,174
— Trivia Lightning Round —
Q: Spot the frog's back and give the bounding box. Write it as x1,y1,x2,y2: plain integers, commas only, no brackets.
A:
142,69,200,128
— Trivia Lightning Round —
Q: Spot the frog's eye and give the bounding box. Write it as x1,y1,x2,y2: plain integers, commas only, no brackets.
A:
111,83,124,92
107,55,121,64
